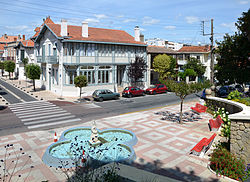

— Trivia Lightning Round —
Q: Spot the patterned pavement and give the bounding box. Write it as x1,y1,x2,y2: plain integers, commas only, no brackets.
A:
0,101,223,182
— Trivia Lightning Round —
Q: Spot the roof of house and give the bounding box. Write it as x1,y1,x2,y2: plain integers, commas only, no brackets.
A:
178,46,210,53
0,35,22,43
21,40,34,47
147,45,177,54
0,44,4,51
32,16,55,38
43,23,145,45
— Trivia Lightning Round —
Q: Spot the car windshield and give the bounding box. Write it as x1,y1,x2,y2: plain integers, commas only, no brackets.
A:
124,87,129,91
150,85,157,88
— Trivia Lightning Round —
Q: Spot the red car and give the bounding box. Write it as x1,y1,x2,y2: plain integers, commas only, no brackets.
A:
145,84,168,95
122,87,145,98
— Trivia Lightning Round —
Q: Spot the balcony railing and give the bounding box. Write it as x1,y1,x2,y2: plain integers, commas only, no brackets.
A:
37,56,59,64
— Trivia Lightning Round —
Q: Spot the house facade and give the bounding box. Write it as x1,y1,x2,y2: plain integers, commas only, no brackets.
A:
15,39,35,80
34,20,147,97
177,45,215,80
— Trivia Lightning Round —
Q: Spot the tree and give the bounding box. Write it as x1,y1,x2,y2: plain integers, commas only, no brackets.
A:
183,57,206,78
127,56,147,86
153,54,176,79
4,60,15,79
25,64,41,91
215,9,250,85
74,75,88,100
0,61,4,76
162,79,210,124
22,57,28,66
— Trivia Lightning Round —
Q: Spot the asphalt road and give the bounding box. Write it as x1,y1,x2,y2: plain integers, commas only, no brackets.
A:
0,85,21,104
0,79,37,103
0,88,201,137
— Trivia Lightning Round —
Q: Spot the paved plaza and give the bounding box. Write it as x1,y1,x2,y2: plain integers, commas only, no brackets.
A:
0,101,225,182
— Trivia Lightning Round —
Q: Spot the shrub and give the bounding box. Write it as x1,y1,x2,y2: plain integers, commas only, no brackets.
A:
213,108,231,138
210,147,247,181
227,90,242,100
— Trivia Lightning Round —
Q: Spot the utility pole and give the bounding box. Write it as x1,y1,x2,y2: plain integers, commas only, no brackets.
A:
202,19,214,85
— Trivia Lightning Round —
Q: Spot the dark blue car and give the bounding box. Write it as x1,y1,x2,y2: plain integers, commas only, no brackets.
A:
217,86,235,98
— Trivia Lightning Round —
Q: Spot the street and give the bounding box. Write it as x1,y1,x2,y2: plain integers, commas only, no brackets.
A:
0,81,201,136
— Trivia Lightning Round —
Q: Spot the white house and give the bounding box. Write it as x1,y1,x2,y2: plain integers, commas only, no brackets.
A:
34,20,147,97
177,45,216,80
15,39,35,80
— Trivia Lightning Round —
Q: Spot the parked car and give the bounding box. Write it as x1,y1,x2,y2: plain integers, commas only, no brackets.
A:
92,89,120,102
217,86,235,98
234,84,244,93
122,87,144,98
145,84,168,95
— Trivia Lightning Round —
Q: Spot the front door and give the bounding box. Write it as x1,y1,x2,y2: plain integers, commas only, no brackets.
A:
117,65,126,86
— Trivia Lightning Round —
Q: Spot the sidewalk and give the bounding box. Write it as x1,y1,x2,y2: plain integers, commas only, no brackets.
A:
0,101,226,182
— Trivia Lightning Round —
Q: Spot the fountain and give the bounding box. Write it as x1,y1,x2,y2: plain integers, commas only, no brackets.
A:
42,123,137,168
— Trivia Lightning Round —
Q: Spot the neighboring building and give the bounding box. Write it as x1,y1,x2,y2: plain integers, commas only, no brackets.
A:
3,35,24,62
34,20,147,97
145,38,183,51
165,41,183,51
0,34,22,61
145,38,166,47
177,45,215,80
147,45,178,84
15,39,35,80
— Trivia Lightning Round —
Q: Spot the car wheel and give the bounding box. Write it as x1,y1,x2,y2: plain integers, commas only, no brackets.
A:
128,94,132,98
99,97,103,102
142,92,145,96
153,91,156,95
115,95,120,100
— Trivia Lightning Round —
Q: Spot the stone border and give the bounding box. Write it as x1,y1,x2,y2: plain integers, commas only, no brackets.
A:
206,96,250,120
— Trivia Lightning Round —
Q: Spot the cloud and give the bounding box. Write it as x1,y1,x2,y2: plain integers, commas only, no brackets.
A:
94,14,107,19
117,15,124,18
84,18,100,23
5,25,29,31
238,0,249,4
140,28,146,32
221,22,236,31
123,18,136,23
185,16,199,24
142,16,160,25
164,25,176,30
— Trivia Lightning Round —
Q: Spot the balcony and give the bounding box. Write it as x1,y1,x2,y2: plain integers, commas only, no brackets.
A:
177,60,187,65
37,56,59,64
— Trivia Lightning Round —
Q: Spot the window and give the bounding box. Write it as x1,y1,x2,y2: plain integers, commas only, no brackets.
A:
48,44,51,56
80,66,95,84
197,55,200,60
98,66,112,84
20,50,25,61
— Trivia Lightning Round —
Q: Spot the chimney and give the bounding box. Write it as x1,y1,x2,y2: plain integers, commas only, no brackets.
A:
22,35,25,40
18,35,21,40
60,19,68,37
82,21,88,38
14,38,17,41
134,26,140,41
140,34,144,42
4,34,7,39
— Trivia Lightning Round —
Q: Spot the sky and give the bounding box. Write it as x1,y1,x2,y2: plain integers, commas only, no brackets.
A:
0,0,249,45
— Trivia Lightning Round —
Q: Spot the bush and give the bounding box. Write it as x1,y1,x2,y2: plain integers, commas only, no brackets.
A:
210,146,247,181
213,107,231,138
227,90,242,100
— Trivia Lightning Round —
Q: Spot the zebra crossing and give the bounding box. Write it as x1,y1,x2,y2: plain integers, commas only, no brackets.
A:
9,101,81,129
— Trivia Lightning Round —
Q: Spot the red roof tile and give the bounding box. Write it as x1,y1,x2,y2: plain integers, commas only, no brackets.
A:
178,46,210,53
45,23,145,45
0,35,21,43
21,40,34,47
32,16,54,38
0,44,5,51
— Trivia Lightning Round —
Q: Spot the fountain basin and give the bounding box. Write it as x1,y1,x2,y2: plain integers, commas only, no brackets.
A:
42,127,138,168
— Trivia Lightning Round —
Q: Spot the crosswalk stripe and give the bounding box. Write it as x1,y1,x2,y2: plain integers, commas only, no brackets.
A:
18,110,67,119
10,100,44,106
10,102,54,109
15,108,63,116
24,115,76,125
9,101,81,129
21,112,71,122
11,104,57,112
27,118,81,129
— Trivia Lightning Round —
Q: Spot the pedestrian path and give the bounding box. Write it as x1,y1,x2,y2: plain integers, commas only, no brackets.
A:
9,101,81,129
